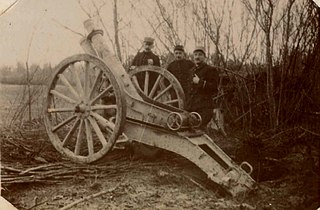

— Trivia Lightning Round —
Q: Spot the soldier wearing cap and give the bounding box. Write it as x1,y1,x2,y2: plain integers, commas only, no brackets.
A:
187,46,219,128
167,45,195,102
131,37,160,68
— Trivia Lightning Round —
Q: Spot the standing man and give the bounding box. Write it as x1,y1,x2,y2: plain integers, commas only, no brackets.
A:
187,46,219,129
167,45,195,102
130,37,160,93
131,37,160,68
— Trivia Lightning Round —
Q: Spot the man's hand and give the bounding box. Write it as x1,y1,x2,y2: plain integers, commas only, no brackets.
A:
147,59,154,65
129,66,136,70
193,74,200,84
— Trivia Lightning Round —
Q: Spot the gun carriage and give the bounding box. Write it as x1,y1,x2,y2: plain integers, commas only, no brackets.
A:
44,19,255,196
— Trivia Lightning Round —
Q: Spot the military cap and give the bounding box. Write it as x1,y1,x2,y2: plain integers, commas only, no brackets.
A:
174,45,184,52
143,37,154,43
193,46,206,55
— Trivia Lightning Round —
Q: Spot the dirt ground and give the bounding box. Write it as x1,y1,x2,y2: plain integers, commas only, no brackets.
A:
1,120,319,210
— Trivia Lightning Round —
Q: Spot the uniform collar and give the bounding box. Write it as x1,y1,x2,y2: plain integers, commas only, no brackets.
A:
195,62,206,69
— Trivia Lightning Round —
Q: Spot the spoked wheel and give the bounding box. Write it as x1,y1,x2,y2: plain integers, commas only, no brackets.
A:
44,54,126,163
128,66,185,109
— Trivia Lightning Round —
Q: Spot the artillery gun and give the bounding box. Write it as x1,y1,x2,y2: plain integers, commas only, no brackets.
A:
44,19,255,197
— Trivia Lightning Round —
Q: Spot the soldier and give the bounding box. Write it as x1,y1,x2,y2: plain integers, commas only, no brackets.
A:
187,46,219,129
130,37,160,93
167,45,195,102
131,37,160,68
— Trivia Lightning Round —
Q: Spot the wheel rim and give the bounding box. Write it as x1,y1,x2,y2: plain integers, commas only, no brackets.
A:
44,54,126,163
129,66,185,109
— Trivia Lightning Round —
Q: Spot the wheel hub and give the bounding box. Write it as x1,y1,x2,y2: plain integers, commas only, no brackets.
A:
75,102,90,116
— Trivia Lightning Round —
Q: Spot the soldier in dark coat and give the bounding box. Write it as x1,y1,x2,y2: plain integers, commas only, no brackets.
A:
131,37,160,67
187,46,219,128
130,37,160,93
167,45,195,102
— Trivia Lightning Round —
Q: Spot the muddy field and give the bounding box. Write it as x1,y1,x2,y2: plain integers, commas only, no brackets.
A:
1,119,319,210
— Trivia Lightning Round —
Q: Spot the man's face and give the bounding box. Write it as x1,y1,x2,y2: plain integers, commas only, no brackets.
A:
174,50,184,60
143,42,153,52
193,51,205,65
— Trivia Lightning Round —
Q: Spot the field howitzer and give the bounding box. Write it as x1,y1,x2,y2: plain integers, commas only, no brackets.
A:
44,18,255,196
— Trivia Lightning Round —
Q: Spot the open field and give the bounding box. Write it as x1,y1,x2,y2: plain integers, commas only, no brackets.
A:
0,84,46,126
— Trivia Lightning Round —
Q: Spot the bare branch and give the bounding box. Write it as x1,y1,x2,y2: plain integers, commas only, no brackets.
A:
128,0,172,53
92,0,116,53
77,0,91,18
52,18,85,37
154,0,180,44
0,0,19,16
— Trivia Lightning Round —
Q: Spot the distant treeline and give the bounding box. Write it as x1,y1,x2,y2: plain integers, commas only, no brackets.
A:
0,62,52,85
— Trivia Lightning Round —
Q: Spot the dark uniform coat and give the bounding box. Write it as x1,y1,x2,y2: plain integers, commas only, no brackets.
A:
131,51,160,67
167,59,195,101
131,51,160,94
187,62,219,126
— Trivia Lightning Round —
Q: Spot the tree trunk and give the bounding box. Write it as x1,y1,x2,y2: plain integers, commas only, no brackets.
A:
26,62,32,121
265,32,277,129
113,0,122,62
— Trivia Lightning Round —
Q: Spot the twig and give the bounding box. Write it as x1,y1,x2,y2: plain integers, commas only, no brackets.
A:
300,126,320,137
0,0,19,16
183,175,207,191
2,179,61,184
58,184,119,210
26,199,48,210
92,0,116,53
4,138,34,153
77,0,91,18
52,18,84,37
59,157,132,210
261,126,299,142
231,99,268,124
91,0,107,16
19,163,62,175
1,166,24,173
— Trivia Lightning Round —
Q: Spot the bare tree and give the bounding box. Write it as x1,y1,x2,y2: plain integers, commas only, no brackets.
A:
243,0,278,129
113,0,122,62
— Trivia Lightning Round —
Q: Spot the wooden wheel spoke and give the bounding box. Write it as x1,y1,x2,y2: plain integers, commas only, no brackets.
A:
129,66,185,109
89,69,103,99
84,61,90,101
62,117,80,147
84,119,94,155
144,71,149,95
153,84,173,100
163,99,179,105
58,74,80,99
46,54,126,163
90,111,115,131
91,104,117,110
88,116,108,147
52,115,77,132
70,63,84,98
50,90,77,104
132,75,142,91
148,75,162,98
90,85,112,105
48,107,75,113
74,119,84,155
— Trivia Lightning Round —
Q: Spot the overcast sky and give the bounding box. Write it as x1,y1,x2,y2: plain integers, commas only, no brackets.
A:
0,0,319,67
0,0,85,66
0,0,154,67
